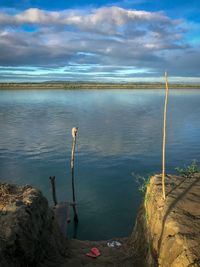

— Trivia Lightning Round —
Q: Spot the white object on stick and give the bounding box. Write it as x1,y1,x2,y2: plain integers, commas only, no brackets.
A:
72,127,78,140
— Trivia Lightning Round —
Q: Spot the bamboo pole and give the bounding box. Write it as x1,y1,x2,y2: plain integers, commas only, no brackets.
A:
49,176,58,206
71,127,78,223
162,72,169,200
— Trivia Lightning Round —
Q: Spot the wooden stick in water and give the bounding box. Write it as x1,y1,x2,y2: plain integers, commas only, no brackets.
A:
71,127,78,223
162,72,169,200
49,176,58,206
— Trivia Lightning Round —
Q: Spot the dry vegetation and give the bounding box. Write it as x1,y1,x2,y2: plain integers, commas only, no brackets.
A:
0,82,200,90
0,183,30,211
0,184,17,207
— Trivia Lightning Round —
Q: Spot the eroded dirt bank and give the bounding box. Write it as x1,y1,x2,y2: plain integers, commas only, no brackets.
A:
0,183,66,267
131,174,200,267
1,174,200,266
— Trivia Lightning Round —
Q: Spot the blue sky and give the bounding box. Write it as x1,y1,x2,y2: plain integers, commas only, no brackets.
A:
0,0,200,82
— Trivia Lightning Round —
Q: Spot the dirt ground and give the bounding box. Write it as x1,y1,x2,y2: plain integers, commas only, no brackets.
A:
62,238,134,267
2,173,200,267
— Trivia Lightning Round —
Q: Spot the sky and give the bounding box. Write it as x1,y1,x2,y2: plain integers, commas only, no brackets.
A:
0,0,200,82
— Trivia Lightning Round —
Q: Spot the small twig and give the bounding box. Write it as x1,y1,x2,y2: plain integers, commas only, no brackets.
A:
49,176,58,206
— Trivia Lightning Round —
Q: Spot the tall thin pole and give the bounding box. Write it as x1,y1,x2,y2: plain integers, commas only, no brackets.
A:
71,127,78,223
162,72,169,200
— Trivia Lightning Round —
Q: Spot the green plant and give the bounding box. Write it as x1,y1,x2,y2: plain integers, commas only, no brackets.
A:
133,174,151,194
175,160,199,178
132,174,153,224
144,192,150,223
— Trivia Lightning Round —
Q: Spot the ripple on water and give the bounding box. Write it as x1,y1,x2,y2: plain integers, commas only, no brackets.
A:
0,89,200,240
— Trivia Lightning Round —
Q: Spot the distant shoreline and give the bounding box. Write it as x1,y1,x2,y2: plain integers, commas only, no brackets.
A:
1,82,200,90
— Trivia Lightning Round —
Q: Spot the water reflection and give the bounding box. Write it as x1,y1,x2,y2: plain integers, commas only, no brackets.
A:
0,89,200,240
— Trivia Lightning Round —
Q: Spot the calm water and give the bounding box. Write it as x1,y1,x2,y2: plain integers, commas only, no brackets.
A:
0,89,200,240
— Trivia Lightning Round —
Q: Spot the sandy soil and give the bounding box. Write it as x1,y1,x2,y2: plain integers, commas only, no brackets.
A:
61,238,133,267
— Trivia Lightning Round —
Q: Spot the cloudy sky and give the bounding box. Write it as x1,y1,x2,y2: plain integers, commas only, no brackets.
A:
0,0,200,82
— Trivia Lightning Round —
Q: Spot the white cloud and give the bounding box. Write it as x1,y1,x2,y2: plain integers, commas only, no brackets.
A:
0,7,178,32
0,6,198,80
15,8,61,24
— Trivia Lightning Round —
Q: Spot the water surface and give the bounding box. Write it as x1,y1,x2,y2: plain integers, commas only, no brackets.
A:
0,89,200,240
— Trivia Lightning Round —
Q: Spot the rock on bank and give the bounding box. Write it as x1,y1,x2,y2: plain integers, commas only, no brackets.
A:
0,183,66,267
131,174,200,267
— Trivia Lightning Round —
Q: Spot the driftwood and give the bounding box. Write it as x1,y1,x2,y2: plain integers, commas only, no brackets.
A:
54,202,70,237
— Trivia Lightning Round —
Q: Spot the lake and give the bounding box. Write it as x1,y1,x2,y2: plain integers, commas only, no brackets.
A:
0,89,200,240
